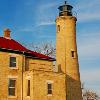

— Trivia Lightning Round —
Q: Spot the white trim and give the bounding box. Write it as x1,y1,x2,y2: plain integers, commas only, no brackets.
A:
46,80,53,83
47,94,53,96
9,53,18,57
9,67,18,69
9,55,18,69
26,76,31,79
8,96,17,98
26,96,31,98
8,75,18,78
8,78,17,97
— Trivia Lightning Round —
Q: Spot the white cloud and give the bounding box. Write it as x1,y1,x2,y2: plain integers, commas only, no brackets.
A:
34,1,58,27
81,68,100,82
35,0,100,26
75,0,100,22
78,12,100,22
36,20,55,26
19,28,33,32
77,30,100,59
38,2,57,10
75,0,100,10
77,30,100,94
78,39,100,59
80,68,100,95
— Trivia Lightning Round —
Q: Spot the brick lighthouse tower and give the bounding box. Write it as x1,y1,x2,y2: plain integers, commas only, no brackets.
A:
56,1,82,100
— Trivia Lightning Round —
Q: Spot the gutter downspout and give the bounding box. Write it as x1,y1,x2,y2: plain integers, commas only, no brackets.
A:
22,52,25,100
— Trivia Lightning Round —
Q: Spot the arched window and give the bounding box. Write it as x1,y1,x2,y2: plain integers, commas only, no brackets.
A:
57,25,60,32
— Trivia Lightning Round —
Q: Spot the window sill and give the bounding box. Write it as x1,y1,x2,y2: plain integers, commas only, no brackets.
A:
9,67,18,69
8,96,17,98
72,57,76,59
26,96,30,98
47,94,52,96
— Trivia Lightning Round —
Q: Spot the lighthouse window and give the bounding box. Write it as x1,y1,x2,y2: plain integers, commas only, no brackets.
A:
71,51,75,58
57,25,60,32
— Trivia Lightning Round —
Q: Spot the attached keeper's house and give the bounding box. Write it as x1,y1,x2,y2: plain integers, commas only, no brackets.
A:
0,29,66,100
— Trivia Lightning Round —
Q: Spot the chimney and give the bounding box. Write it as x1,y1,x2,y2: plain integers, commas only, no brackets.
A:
4,28,11,38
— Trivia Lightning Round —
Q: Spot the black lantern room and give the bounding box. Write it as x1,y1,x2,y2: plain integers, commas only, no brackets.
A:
58,1,73,16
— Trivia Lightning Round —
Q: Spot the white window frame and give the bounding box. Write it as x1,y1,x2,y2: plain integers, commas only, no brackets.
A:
9,54,18,69
8,78,16,97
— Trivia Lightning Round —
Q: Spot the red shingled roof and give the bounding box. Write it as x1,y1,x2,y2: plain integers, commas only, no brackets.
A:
0,37,54,61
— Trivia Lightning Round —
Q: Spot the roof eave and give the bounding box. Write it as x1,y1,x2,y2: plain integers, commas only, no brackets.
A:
0,48,55,61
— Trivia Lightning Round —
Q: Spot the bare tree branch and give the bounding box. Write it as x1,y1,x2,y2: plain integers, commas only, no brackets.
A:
21,41,56,58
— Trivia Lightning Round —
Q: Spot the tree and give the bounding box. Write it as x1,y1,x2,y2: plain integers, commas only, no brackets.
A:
82,90,99,100
22,42,56,58
81,83,100,100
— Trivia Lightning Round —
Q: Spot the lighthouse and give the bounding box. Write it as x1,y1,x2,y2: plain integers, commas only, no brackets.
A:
56,1,82,100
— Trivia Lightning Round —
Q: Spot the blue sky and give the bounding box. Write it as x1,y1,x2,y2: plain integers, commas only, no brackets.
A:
0,0,100,95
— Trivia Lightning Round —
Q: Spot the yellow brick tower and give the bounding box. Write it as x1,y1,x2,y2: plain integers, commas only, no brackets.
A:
56,1,82,100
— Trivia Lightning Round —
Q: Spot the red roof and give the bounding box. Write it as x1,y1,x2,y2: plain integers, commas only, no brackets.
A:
0,37,54,61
